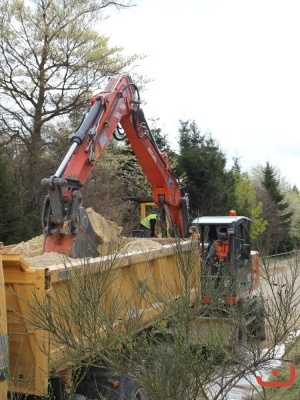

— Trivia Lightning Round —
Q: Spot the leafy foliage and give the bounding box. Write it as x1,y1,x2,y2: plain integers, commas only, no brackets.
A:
231,171,267,241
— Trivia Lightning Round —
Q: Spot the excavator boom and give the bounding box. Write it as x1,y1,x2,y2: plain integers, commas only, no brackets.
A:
41,75,190,257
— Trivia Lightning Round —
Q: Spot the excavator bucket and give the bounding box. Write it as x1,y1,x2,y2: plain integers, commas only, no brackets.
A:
43,206,101,258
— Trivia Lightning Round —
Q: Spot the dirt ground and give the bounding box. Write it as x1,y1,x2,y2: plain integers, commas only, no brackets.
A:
7,208,162,267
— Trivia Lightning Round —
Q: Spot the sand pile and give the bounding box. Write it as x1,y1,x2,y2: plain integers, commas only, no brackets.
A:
86,208,122,242
119,238,162,253
7,208,162,266
8,235,45,257
22,253,71,268
7,235,77,268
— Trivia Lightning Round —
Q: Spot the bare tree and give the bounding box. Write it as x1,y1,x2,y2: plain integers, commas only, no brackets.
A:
82,141,152,236
0,0,139,217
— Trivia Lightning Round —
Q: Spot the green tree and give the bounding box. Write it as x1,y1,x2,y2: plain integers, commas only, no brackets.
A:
148,117,178,165
260,162,293,253
0,156,33,243
176,120,230,217
231,170,267,242
0,0,139,234
251,163,300,251
280,187,300,248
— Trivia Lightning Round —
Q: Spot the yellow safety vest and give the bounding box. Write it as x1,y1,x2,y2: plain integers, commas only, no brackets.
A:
140,214,157,229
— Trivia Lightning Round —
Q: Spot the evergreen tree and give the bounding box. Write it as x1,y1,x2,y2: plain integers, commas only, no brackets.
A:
261,162,293,253
148,117,178,165
231,156,242,173
176,120,230,216
0,157,33,244
292,184,299,194
263,162,284,204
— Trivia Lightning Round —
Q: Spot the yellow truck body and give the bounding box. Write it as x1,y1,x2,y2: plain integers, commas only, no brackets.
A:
0,239,200,398
0,251,8,399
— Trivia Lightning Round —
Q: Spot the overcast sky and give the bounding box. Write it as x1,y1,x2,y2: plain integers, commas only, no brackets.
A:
99,0,300,189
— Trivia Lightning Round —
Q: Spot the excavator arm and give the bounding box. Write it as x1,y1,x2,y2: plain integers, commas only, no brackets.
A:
41,75,190,257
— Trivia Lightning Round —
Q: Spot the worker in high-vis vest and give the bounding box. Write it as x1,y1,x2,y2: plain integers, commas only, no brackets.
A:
139,213,157,237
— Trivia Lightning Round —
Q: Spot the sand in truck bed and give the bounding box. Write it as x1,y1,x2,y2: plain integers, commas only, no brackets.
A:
7,208,162,267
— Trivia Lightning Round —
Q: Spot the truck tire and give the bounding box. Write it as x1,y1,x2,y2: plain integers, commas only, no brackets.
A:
115,375,148,400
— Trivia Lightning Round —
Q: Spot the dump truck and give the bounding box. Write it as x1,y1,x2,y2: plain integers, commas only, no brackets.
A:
0,236,200,399
0,216,263,399
0,75,264,399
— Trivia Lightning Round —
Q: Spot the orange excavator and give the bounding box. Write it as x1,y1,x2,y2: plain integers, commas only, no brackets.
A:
41,75,190,258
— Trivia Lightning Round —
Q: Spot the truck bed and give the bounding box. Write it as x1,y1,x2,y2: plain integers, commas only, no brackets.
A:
1,238,200,396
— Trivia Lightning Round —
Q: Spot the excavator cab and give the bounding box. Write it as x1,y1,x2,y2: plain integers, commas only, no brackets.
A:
192,213,256,304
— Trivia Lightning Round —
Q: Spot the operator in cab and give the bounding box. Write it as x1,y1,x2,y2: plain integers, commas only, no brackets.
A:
208,227,229,263
139,213,158,238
